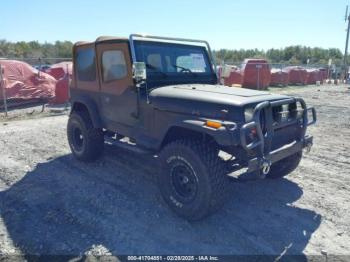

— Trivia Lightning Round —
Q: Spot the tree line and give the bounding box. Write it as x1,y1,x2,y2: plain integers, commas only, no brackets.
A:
0,39,345,66
214,46,344,66
0,40,73,63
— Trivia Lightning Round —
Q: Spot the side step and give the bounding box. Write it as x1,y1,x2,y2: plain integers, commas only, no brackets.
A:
104,136,153,155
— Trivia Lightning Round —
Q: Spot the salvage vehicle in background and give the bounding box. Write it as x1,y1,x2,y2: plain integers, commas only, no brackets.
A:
67,34,316,220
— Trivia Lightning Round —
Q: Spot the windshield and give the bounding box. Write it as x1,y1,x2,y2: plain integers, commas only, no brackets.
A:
134,40,216,86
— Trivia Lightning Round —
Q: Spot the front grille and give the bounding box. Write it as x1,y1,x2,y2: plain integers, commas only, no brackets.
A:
270,101,303,149
271,102,303,127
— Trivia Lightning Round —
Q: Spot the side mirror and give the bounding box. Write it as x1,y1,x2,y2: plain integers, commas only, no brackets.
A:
221,64,232,78
133,62,147,83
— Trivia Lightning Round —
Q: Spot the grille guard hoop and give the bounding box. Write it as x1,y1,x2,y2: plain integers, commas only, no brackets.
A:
240,97,316,157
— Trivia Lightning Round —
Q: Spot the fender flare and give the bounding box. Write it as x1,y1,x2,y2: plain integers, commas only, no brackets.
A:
160,119,238,149
70,95,103,128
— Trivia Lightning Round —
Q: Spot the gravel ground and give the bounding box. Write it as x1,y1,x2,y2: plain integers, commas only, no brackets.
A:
0,84,349,259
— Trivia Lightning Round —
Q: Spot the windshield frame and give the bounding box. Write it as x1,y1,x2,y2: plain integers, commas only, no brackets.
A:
129,34,217,71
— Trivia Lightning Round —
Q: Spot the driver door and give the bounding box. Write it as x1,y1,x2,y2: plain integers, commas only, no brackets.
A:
96,41,138,129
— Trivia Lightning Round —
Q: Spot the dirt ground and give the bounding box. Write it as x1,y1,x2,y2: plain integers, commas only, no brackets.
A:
0,84,349,259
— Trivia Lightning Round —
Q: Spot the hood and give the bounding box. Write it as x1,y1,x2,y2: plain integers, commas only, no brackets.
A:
149,84,289,120
150,84,288,105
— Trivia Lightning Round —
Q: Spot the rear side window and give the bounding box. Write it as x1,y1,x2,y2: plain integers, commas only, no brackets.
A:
102,50,127,82
76,48,96,82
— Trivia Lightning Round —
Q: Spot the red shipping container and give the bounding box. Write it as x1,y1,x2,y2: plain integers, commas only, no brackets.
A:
51,76,70,104
270,69,289,86
306,69,322,85
218,65,242,86
284,66,307,85
241,59,271,90
318,68,328,81
224,67,242,86
45,61,73,80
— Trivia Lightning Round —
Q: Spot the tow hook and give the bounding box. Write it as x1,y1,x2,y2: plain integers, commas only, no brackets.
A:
256,159,271,179
261,159,271,176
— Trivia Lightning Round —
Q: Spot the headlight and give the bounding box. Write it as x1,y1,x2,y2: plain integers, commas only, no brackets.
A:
244,107,254,122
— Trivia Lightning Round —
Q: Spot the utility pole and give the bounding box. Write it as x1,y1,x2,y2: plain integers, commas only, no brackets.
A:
344,5,350,79
0,65,8,117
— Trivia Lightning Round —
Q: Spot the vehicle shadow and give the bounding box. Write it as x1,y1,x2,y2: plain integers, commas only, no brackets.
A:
0,144,321,258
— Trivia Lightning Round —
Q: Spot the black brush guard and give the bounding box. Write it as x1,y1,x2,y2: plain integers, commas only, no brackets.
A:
240,97,316,174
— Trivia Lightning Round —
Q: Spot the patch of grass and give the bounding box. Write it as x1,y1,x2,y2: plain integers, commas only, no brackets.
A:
0,105,70,122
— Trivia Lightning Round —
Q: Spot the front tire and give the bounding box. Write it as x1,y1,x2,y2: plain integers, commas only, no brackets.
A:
67,111,104,162
158,139,230,221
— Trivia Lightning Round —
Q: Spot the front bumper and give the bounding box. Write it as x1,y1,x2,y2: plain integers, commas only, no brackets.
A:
240,97,316,174
246,135,313,173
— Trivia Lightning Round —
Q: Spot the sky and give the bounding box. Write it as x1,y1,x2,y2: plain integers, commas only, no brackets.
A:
1,0,349,51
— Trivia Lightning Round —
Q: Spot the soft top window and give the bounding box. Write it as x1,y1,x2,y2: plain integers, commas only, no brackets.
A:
76,47,96,82
102,50,127,82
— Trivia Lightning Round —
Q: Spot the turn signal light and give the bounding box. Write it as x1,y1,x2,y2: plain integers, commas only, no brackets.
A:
206,120,222,129
249,127,257,140
251,128,257,136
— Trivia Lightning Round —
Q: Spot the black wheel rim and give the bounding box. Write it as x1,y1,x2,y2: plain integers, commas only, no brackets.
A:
170,162,198,201
72,126,84,152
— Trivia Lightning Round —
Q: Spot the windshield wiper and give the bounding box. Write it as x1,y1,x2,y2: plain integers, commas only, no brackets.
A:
172,65,197,76
145,63,168,78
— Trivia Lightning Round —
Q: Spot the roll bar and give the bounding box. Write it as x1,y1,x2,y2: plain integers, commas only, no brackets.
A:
129,34,217,73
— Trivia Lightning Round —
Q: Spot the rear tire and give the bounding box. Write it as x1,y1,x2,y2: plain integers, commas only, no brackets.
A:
67,111,104,162
158,139,230,221
266,151,302,179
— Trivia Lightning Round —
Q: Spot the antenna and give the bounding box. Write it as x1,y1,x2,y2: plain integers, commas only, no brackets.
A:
345,5,349,22
344,5,350,79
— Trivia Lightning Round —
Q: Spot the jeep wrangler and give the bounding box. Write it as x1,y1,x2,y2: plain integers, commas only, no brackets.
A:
67,34,316,221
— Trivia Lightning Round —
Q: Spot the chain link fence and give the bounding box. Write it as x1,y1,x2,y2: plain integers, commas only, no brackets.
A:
0,58,72,119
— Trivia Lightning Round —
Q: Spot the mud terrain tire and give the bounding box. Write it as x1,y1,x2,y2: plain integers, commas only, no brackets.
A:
67,111,104,162
158,139,230,221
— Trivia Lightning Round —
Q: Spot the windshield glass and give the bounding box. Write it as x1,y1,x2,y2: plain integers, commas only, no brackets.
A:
134,40,214,78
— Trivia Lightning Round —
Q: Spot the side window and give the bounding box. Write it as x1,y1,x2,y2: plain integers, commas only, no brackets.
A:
102,50,127,82
76,48,96,81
